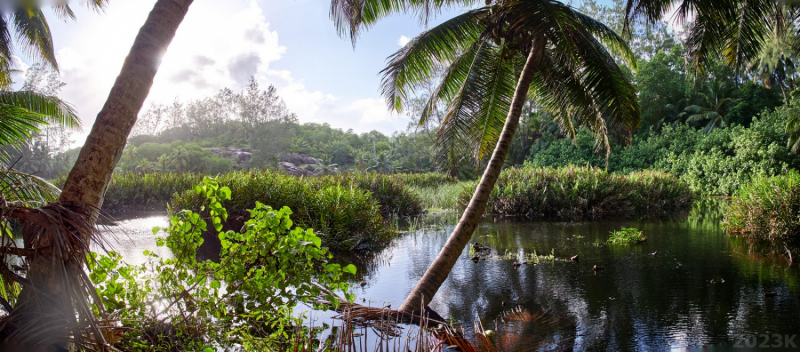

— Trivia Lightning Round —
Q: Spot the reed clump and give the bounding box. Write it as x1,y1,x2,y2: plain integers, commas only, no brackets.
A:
409,181,472,210
725,171,800,246
459,166,694,219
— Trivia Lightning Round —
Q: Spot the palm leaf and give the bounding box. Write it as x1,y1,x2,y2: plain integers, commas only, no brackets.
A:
330,0,480,43
12,7,57,71
380,8,488,111
0,167,60,206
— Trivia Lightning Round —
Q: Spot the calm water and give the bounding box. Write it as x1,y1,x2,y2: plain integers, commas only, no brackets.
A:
102,204,800,351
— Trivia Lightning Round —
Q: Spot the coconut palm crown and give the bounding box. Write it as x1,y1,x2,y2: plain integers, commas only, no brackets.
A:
379,0,641,163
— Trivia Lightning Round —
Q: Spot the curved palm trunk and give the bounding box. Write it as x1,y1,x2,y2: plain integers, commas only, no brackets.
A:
3,0,194,347
398,40,544,313
59,0,193,211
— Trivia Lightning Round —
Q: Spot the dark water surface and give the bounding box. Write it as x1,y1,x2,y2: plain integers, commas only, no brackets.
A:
103,204,800,351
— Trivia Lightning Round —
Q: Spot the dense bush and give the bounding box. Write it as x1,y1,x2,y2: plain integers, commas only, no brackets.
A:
90,179,356,350
170,172,403,250
102,172,203,212
527,101,800,195
725,171,800,246
315,173,426,217
460,166,694,219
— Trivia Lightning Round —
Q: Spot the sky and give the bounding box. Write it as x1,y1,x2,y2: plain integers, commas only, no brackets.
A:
22,0,470,146
22,0,643,146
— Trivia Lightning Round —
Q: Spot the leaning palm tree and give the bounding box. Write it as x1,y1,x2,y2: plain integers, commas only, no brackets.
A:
0,0,195,348
333,0,639,313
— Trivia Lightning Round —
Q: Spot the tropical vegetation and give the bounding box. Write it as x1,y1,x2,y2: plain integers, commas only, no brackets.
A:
1,0,800,349
725,171,800,249
466,166,693,220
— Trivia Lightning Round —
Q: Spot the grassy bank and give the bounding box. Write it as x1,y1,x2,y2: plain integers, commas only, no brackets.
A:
90,171,440,217
460,166,694,219
725,171,800,247
93,171,448,250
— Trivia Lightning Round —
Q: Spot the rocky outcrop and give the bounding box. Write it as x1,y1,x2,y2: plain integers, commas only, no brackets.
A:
205,148,252,164
278,153,322,176
279,161,315,176
281,153,321,166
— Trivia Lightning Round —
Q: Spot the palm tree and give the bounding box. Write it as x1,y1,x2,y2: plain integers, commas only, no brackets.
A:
332,0,639,313
168,146,190,172
683,80,738,133
0,0,195,347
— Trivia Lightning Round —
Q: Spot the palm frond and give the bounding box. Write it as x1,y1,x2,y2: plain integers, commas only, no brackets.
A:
0,167,60,206
330,0,480,43
434,41,498,167
380,8,488,111
0,91,81,130
12,7,57,71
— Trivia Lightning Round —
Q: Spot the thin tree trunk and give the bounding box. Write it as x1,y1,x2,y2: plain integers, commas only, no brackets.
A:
3,0,194,348
398,39,544,313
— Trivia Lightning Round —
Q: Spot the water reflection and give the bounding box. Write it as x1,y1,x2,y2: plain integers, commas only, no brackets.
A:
352,205,800,350
99,212,172,265
103,204,800,350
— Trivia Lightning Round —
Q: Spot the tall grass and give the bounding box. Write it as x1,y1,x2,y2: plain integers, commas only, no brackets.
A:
387,172,458,188
725,171,800,246
95,171,431,217
409,182,472,210
459,166,694,219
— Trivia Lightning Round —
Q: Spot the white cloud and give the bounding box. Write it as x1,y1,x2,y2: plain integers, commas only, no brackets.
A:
48,0,409,142
398,35,411,47
265,69,336,121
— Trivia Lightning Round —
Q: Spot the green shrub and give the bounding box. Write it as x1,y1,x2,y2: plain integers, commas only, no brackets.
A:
607,227,646,244
316,172,425,217
725,171,800,246
460,166,693,219
169,171,394,251
526,101,800,196
102,172,203,213
89,178,356,350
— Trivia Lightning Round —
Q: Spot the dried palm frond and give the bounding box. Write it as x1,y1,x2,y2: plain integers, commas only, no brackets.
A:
0,203,114,350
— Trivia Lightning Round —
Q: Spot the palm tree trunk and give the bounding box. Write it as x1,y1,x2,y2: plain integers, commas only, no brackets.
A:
398,39,544,314
3,0,194,347
59,0,193,212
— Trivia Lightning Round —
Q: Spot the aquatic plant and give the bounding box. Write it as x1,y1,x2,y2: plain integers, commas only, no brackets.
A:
460,166,694,220
725,171,800,248
607,227,646,244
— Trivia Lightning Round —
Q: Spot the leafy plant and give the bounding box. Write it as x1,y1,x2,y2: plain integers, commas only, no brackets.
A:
88,177,356,350
725,171,800,246
607,227,646,244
